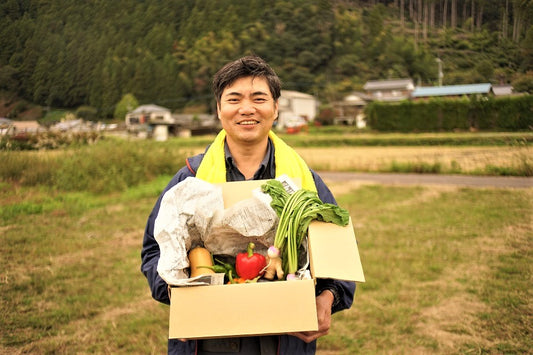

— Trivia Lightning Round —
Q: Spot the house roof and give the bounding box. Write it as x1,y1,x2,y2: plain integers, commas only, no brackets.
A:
492,85,513,96
363,79,414,91
130,104,170,114
333,92,368,107
347,91,371,101
13,120,42,130
411,83,492,97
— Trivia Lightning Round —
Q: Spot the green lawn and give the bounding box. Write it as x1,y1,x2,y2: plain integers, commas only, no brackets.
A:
1,177,531,354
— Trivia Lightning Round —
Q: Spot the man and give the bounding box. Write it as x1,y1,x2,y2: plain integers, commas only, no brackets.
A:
141,55,355,354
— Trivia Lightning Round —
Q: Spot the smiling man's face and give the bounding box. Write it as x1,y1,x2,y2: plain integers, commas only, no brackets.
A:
217,76,278,148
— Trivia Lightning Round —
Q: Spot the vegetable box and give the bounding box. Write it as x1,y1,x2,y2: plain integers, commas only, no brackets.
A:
168,179,365,339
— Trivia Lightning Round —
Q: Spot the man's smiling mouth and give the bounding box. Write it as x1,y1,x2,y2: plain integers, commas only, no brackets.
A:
238,120,259,125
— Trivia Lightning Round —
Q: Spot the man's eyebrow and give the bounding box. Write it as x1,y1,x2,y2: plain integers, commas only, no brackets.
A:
251,90,270,96
223,91,243,97
224,90,270,97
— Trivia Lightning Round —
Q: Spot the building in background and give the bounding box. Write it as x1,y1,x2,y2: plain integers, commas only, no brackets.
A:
363,79,415,102
491,85,514,96
125,104,219,140
410,83,493,100
277,90,318,131
331,92,369,128
0,119,45,136
125,104,172,128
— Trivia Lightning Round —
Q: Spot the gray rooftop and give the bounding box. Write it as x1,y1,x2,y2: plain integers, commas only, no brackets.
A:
411,83,492,97
130,104,170,114
364,79,415,91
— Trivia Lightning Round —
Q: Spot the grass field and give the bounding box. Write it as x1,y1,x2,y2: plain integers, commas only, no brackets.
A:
319,181,532,354
1,178,531,354
1,136,532,354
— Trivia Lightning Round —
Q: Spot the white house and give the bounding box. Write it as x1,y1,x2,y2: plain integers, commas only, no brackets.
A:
332,92,369,128
363,79,415,101
276,90,318,129
125,104,172,127
492,85,514,96
1,120,46,136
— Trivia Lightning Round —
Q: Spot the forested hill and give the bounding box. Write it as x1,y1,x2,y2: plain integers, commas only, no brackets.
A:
1,0,532,118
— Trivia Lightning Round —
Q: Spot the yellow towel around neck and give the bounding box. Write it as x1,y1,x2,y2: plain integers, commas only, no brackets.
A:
196,130,316,192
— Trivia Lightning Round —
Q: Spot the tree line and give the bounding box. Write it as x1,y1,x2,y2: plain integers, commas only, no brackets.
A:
0,0,532,118
390,0,530,42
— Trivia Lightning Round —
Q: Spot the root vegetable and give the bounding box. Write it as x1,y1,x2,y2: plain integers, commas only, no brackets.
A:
263,246,284,280
188,247,215,278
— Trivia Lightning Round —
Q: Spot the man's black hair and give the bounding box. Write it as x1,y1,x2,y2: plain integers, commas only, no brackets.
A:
212,55,282,104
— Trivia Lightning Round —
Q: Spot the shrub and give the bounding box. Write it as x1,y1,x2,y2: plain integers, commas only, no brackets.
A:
0,131,102,150
0,138,188,194
316,105,336,126
75,105,98,121
511,73,533,94
114,94,139,119
366,95,533,132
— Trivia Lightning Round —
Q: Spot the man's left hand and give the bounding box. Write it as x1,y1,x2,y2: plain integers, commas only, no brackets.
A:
289,290,334,343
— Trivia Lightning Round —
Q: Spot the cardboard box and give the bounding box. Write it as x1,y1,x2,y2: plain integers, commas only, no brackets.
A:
168,179,365,339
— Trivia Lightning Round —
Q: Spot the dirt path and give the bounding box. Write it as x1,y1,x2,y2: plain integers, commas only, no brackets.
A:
317,171,533,189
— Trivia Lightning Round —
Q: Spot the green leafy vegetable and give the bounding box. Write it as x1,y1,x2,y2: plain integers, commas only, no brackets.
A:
261,179,350,277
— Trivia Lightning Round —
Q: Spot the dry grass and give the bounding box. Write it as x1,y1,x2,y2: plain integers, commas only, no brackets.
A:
1,138,532,354
2,182,531,355
187,145,532,175
295,146,532,174
318,184,532,355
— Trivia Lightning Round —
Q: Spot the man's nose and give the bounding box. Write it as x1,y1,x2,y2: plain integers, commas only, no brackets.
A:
238,100,256,115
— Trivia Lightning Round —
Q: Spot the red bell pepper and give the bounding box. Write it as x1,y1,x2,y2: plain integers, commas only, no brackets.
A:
235,242,267,280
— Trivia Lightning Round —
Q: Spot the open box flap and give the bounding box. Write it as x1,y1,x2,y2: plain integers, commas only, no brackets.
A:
219,177,300,208
308,218,365,282
220,179,268,208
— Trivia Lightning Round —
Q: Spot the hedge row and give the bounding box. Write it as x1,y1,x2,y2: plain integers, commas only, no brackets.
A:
366,95,533,132
281,133,533,147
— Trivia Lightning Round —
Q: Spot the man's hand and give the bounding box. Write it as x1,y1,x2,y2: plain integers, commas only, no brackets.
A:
290,289,334,343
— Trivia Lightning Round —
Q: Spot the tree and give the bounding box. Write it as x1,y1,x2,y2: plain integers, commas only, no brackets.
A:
501,0,509,38
443,0,448,28
0,0,531,117
114,93,139,119
475,60,494,81
520,25,533,70
451,0,457,28
0,65,19,92
511,72,533,93
511,0,533,42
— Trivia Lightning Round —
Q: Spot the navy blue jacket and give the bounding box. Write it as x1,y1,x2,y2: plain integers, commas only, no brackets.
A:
141,153,356,354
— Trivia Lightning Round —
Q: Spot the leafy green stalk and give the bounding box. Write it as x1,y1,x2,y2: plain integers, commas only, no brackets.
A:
261,179,351,277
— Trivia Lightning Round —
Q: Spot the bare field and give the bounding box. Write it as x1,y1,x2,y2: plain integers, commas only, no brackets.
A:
1,136,532,354
1,166,531,354
293,146,532,174
189,145,532,174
